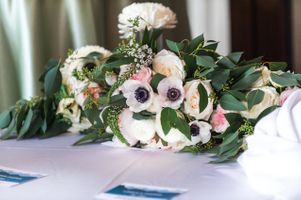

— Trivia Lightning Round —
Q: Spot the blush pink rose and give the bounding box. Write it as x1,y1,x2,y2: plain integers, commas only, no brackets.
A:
279,87,299,106
131,67,152,83
210,105,230,133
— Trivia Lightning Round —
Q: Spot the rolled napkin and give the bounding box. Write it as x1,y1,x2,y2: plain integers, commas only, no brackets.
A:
238,89,301,200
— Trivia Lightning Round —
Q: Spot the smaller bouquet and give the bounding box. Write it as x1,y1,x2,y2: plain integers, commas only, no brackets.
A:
1,2,300,162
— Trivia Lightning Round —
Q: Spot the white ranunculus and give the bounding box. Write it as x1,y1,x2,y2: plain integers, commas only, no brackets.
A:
188,121,212,145
118,2,177,38
117,108,156,144
121,79,154,112
117,108,138,146
183,80,214,120
56,98,81,124
252,66,271,88
68,117,92,133
153,50,185,80
60,45,111,97
155,111,188,144
157,76,184,109
240,86,280,119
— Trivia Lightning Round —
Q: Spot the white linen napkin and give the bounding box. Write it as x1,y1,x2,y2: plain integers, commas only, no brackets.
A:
238,89,301,200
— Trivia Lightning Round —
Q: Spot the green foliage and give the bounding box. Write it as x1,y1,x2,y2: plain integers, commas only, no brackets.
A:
160,108,191,140
150,73,166,92
197,82,208,113
270,72,298,87
247,89,264,110
220,94,246,111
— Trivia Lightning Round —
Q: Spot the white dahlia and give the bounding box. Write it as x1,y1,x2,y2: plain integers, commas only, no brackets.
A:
118,2,177,38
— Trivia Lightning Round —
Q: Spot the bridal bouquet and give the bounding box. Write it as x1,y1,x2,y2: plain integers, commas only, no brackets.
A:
1,2,300,162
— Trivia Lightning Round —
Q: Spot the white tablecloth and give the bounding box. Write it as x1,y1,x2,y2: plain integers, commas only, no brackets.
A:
0,134,271,200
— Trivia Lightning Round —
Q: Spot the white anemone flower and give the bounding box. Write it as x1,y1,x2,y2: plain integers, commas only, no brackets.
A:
121,80,154,113
157,76,184,109
188,121,212,145
60,45,111,97
118,2,177,38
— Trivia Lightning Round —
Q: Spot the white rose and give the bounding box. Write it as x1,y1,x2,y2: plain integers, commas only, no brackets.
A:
155,111,188,143
240,86,280,119
184,80,214,120
153,50,185,80
56,98,81,124
252,66,271,88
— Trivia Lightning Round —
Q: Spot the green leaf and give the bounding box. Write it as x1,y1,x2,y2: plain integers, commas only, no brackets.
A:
256,105,279,123
73,132,113,146
247,89,264,109
202,42,218,51
83,97,102,126
133,111,155,120
196,56,217,68
103,57,133,70
109,94,126,106
150,73,166,92
0,117,16,140
197,82,208,113
44,65,62,97
41,119,71,139
228,52,243,63
207,68,230,91
0,110,11,129
231,71,261,90
84,52,102,60
183,55,197,78
268,62,287,71
39,59,59,83
23,115,43,139
227,90,246,101
166,39,184,54
187,34,204,53
174,118,191,140
160,108,177,135
16,103,29,132
220,94,246,111
217,57,236,68
270,73,298,87
18,109,34,139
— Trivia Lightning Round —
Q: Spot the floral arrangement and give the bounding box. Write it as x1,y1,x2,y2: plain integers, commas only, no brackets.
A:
0,2,300,162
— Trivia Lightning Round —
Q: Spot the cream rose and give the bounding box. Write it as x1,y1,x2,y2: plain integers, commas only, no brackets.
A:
240,86,280,119
252,66,271,88
153,50,185,80
183,80,214,120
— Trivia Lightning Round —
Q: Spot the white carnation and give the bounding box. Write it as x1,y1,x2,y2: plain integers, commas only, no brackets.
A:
118,2,177,38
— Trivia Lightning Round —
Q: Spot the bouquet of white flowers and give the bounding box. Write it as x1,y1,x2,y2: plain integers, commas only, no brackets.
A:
0,2,300,162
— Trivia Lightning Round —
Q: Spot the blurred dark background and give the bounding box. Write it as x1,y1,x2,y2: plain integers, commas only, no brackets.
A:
0,0,300,111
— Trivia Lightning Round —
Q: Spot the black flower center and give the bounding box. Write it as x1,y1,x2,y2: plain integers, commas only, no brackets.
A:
167,88,181,102
83,62,96,71
135,87,150,103
190,124,200,136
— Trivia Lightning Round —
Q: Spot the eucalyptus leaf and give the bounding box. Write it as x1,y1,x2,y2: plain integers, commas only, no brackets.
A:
268,62,287,71
197,82,208,113
18,109,34,139
150,73,166,92
270,73,298,87
160,108,177,135
231,71,261,90
0,110,11,129
196,56,217,68
220,94,246,111
256,105,279,123
187,34,204,53
226,90,246,101
247,89,264,109
217,57,236,68
44,65,62,97
228,52,243,63
166,39,184,54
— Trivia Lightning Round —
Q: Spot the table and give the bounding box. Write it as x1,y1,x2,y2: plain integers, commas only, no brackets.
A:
0,134,272,200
